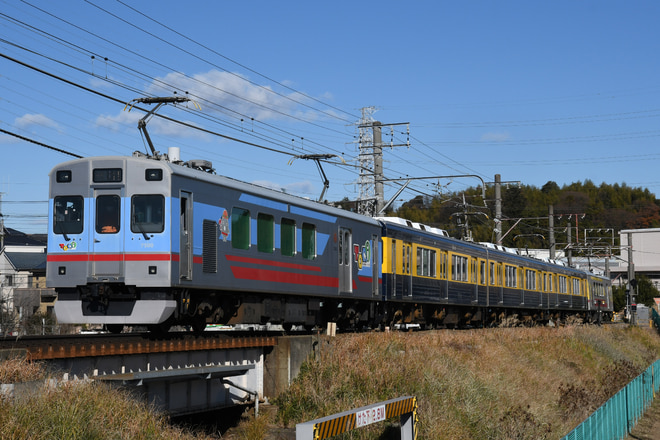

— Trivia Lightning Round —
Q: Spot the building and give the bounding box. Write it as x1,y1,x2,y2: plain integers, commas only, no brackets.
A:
0,227,55,334
610,228,660,290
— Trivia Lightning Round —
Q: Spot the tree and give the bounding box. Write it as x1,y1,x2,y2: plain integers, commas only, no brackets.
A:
613,285,627,312
633,274,659,308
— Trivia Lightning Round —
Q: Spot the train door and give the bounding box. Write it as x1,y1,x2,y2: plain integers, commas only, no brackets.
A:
179,191,193,280
338,227,352,293
403,242,413,297
91,188,124,277
389,239,397,299
371,235,379,296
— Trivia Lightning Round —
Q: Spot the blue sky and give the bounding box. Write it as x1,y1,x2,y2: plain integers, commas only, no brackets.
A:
2,0,660,234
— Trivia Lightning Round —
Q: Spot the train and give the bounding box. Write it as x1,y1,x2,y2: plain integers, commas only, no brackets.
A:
47,149,613,333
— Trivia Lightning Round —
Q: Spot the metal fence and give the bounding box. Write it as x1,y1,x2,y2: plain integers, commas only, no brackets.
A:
562,359,660,440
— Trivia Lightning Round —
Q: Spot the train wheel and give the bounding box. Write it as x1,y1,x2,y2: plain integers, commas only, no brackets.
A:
106,324,124,334
148,320,172,336
191,316,207,334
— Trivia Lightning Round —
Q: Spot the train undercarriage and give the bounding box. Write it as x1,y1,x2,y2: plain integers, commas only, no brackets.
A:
55,283,611,334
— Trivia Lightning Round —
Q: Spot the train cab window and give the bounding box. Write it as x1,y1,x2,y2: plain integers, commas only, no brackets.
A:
231,207,250,250
301,222,316,260
145,169,163,181
96,195,120,234
53,196,84,235
56,170,72,183
280,218,296,257
257,213,274,253
131,195,164,233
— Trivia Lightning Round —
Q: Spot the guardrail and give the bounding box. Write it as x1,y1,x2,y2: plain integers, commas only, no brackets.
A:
295,395,417,440
562,359,660,440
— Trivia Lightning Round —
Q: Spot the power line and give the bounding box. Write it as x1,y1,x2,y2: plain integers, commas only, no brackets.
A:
110,0,359,123
0,128,82,158
0,51,299,158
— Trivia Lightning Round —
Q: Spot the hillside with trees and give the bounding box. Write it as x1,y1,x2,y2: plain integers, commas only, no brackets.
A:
390,179,660,250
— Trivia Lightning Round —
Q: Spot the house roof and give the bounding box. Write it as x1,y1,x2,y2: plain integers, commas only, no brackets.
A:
4,252,47,271
1,227,47,247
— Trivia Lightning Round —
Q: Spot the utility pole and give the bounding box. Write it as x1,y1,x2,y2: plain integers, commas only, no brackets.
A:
356,107,409,216
494,174,502,245
627,231,636,326
0,192,4,250
549,205,555,259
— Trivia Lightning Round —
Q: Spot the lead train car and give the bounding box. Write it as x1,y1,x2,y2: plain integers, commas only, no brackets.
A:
48,154,382,332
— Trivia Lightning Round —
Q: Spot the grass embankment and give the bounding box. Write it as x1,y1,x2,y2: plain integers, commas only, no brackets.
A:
0,357,211,440
276,325,660,439
1,325,658,439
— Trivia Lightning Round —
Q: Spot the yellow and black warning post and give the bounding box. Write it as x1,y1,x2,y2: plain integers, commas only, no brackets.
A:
295,395,417,440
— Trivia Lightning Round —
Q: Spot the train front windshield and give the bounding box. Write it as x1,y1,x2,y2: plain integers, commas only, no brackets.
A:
53,196,84,235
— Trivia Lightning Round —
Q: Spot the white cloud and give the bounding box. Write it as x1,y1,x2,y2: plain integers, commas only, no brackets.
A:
146,70,309,121
95,108,209,140
14,114,59,130
251,179,316,196
480,132,511,142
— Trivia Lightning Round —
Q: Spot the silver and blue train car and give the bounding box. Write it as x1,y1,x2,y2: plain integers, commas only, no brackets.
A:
47,152,383,332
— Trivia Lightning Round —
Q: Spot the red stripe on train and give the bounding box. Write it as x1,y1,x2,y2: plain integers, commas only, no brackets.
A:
225,254,322,272
230,266,338,287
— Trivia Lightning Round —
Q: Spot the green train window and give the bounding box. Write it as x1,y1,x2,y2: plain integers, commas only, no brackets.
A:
281,218,296,257
231,207,250,250
302,222,316,260
257,213,274,253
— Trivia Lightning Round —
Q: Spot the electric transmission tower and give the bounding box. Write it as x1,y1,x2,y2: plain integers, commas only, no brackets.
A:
355,107,409,216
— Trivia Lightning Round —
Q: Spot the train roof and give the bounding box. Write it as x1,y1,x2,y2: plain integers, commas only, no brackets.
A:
50,154,382,227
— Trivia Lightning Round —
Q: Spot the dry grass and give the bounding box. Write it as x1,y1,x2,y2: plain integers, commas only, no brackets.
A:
2,325,658,439
0,365,212,440
0,357,45,383
276,325,660,439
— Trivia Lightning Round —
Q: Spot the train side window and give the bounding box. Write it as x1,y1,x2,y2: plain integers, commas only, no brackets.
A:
429,249,436,278
53,196,84,235
416,247,435,277
231,207,250,250
526,269,536,290
558,275,567,293
505,265,517,287
281,218,296,257
451,255,468,281
439,252,447,279
96,195,120,234
302,222,316,260
257,213,274,253
131,195,164,233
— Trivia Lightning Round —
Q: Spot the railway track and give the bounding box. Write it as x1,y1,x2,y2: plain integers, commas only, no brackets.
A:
0,331,279,361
